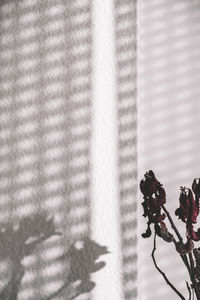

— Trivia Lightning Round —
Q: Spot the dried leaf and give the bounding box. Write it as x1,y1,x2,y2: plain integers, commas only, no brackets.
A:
176,240,194,255
160,223,174,243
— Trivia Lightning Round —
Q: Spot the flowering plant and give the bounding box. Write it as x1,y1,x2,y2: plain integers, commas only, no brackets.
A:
140,171,200,300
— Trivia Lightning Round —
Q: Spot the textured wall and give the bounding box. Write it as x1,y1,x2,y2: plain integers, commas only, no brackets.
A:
0,0,92,299
115,0,137,299
90,1,137,299
138,0,200,299
0,0,139,299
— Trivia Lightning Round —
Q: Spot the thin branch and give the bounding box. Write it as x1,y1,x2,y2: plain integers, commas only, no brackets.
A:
162,205,183,242
162,205,191,274
186,281,191,300
181,255,191,276
188,252,200,300
151,233,186,300
189,253,195,278
169,238,191,276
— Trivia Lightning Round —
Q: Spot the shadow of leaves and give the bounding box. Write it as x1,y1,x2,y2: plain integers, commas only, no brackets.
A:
0,214,109,300
46,238,109,300
0,212,59,300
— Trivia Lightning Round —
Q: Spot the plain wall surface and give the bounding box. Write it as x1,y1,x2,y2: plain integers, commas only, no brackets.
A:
138,0,200,299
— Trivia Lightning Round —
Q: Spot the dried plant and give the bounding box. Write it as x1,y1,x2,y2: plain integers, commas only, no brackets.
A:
0,213,108,300
140,170,200,300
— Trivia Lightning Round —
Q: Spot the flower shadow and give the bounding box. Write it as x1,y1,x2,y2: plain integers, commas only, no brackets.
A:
0,213,109,300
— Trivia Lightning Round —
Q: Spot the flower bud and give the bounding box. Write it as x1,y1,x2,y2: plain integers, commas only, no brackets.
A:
192,178,200,198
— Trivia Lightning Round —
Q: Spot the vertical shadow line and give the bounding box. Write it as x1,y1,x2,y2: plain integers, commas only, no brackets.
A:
114,0,138,299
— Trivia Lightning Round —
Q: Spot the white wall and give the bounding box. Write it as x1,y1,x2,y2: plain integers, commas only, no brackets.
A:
138,1,200,299
91,1,123,300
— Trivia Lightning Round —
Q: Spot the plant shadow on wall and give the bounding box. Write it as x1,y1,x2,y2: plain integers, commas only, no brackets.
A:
0,212,109,300
140,170,200,300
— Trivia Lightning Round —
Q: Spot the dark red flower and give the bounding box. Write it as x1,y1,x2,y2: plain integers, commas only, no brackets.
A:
175,187,198,223
187,224,200,242
140,170,166,238
175,187,200,241
192,178,200,213
192,179,200,197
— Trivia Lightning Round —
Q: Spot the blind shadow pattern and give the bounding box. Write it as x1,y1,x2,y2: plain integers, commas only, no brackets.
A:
0,0,92,299
114,1,137,299
138,0,200,299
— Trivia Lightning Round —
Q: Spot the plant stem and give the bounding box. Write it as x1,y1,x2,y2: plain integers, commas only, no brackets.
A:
162,205,182,242
186,281,192,300
189,252,200,300
162,205,200,299
161,205,191,273
152,233,186,300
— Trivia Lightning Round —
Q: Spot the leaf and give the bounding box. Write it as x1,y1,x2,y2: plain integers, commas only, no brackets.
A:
176,240,194,255
154,222,174,243
160,223,174,243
